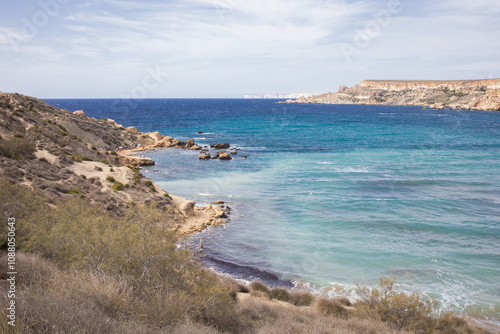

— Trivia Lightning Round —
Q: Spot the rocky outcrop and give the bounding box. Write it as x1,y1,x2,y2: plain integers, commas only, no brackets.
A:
179,200,196,218
73,110,86,117
125,126,140,134
217,151,232,160
285,79,500,111
211,143,230,149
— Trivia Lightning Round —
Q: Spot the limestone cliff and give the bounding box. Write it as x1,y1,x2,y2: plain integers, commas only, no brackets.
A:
285,79,500,111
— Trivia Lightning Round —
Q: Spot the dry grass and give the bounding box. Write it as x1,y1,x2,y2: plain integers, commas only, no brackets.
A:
236,293,404,334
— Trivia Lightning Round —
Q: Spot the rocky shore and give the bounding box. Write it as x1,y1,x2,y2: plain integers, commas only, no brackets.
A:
0,91,229,237
284,79,500,111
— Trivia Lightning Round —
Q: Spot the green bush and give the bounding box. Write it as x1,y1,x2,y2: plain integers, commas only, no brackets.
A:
101,159,109,164
110,151,117,156
144,180,153,187
71,155,92,162
106,176,115,183
112,182,124,191
69,190,84,199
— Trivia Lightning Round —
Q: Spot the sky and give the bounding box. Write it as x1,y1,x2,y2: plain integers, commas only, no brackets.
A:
0,0,499,98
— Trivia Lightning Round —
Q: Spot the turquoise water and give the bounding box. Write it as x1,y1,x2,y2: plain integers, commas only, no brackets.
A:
46,99,500,329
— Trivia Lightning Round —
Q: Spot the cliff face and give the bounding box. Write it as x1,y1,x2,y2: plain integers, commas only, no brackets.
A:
360,79,500,91
285,79,500,111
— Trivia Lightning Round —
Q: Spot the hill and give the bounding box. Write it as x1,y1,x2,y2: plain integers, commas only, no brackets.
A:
285,79,500,111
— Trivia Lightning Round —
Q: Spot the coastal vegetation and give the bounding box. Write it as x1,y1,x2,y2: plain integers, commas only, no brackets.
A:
0,91,492,333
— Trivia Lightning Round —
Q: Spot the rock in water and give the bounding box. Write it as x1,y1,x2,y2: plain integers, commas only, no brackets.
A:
211,143,230,149
219,152,232,160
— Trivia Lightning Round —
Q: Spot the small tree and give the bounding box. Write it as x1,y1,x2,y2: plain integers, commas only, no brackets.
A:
355,275,437,331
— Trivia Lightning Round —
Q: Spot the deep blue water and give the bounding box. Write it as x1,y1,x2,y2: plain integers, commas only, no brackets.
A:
46,99,500,329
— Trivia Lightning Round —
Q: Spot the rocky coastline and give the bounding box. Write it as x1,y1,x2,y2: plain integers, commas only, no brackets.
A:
0,91,231,237
284,79,500,111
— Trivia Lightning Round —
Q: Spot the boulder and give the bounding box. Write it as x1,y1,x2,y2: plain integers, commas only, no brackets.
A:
190,144,202,150
139,158,155,166
199,154,211,160
179,200,196,218
185,139,195,147
125,126,140,134
219,152,232,160
212,206,227,219
230,151,237,155
211,143,230,149
73,110,86,117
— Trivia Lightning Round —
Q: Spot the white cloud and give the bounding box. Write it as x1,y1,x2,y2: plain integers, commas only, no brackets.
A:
0,0,499,97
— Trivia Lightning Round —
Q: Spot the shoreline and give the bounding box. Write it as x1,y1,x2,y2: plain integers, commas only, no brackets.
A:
116,142,233,237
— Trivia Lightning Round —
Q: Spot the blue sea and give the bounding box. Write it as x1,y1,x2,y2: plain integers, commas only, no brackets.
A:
46,99,500,329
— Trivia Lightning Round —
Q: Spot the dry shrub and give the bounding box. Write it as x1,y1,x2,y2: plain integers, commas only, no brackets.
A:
269,287,290,302
289,291,315,306
237,295,401,334
337,296,352,306
354,275,438,332
0,136,36,159
316,298,351,319
17,283,118,334
218,275,248,299
236,295,277,324
78,274,132,317
139,288,191,328
0,252,56,288
170,320,222,334
250,290,271,300
434,312,490,334
250,281,270,294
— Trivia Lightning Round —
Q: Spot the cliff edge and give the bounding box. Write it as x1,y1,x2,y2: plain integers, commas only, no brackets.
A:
285,79,500,111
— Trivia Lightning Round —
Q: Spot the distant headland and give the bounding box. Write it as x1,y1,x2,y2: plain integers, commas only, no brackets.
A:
284,79,500,111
